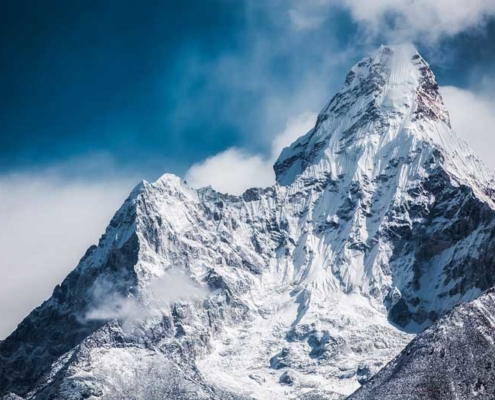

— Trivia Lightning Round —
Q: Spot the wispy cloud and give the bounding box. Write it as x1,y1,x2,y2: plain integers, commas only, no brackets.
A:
167,3,353,160
288,8,326,31
84,270,209,329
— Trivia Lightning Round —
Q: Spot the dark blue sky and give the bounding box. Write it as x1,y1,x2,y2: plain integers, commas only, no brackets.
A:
2,1,494,181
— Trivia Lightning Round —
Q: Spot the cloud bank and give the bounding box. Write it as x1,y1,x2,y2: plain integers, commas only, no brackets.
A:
0,163,136,338
347,0,495,39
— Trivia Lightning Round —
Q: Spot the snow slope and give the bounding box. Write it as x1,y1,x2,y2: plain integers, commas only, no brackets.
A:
2,44,495,400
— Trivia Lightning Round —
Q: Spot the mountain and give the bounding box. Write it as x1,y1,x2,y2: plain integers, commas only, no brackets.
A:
2,44,495,399
349,288,495,400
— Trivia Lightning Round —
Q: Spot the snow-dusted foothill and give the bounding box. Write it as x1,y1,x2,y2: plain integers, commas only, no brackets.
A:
2,44,495,399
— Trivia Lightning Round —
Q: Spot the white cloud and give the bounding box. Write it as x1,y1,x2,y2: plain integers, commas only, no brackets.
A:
350,0,495,41
441,85,495,173
292,0,495,42
0,163,136,339
84,270,209,328
185,111,317,194
271,111,317,157
185,148,274,195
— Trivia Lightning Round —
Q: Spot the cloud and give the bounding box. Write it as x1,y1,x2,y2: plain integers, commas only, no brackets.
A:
0,159,137,339
185,111,317,194
359,0,495,41
84,270,209,331
288,8,326,31
290,0,495,43
441,85,495,173
271,111,317,157
185,148,274,195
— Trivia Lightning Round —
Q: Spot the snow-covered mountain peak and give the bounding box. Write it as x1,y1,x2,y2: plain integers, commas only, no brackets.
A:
346,44,424,99
323,43,450,127
273,44,495,214
273,44,458,186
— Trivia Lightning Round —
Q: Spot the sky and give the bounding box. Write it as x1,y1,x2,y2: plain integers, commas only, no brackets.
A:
2,0,495,338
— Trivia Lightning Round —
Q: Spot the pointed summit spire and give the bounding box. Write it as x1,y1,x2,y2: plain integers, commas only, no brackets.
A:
324,44,450,127
339,44,448,122
274,44,460,186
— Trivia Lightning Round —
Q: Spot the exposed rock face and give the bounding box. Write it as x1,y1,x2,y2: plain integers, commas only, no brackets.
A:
349,288,495,400
2,44,495,399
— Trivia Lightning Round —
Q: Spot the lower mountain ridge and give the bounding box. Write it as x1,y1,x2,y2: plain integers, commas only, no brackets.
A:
2,44,495,399
350,288,495,400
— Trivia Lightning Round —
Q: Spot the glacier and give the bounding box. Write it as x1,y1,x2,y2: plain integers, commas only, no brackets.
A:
2,44,495,399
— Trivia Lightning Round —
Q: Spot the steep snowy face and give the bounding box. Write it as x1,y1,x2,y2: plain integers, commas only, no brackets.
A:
3,44,495,400
274,44,492,194
272,44,495,331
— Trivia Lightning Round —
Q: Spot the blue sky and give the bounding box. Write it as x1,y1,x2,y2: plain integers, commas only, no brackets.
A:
2,0,495,338
2,0,495,180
